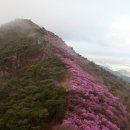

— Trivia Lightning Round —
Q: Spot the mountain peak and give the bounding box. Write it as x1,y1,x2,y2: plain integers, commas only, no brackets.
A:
1,18,40,28
0,19,130,130
0,19,41,36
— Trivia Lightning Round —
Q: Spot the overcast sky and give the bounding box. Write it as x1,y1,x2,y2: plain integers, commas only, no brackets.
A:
0,0,130,71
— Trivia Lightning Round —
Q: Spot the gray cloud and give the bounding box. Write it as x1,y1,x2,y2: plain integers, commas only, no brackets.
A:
0,0,130,70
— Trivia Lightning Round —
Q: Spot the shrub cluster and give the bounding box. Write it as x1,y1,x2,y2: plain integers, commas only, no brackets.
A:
0,57,68,130
62,58,130,130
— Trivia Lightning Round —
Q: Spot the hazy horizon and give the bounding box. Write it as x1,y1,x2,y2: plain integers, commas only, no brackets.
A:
0,0,130,72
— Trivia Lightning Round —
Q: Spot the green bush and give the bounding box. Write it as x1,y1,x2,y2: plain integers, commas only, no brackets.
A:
0,57,68,130
0,36,42,73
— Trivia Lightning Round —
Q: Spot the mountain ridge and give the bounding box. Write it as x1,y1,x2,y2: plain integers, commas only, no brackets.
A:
0,19,130,130
101,66,130,83
117,69,130,77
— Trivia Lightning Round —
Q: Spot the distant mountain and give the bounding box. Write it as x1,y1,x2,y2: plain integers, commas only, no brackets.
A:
101,66,130,83
117,69,130,77
114,70,130,83
0,19,130,130
119,75,130,83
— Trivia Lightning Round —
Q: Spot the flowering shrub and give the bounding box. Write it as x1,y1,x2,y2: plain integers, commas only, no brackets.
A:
62,58,130,130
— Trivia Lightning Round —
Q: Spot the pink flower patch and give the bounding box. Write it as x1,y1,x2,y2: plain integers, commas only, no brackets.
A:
61,58,130,130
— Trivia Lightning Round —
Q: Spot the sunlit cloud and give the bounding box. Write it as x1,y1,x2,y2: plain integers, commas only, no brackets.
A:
108,64,130,71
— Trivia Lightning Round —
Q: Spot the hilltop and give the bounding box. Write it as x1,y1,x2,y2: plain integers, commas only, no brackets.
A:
0,19,130,130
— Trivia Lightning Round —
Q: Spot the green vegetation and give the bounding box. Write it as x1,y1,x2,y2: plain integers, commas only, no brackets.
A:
0,52,68,130
89,61,126,92
88,61,130,111
0,37,42,74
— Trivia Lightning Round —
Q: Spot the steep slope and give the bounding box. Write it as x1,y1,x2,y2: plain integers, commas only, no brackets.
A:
85,62,130,109
0,19,69,130
0,19,130,130
62,58,130,130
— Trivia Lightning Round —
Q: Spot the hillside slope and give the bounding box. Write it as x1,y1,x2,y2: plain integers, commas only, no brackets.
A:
0,19,130,130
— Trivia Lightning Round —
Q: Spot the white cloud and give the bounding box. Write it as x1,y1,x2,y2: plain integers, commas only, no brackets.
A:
108,64,130,71
66,40,130,72
0,0,130,71
106,17,130,48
